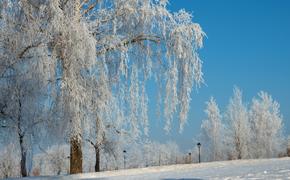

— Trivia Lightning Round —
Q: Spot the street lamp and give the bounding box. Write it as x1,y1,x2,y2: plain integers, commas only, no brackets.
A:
197,142,201,163
123,150,126,169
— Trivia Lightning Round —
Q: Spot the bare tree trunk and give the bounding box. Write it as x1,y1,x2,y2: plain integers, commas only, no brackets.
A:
70,136,82,174
95,146,100,172
19,135,28,177
94,115,103,172
235,136,242,159
17,97,28,177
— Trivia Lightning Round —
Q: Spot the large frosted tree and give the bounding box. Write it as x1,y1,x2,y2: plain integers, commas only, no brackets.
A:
200,97,224,161
225,87,250,159
249,91,284,158
0,0,205,174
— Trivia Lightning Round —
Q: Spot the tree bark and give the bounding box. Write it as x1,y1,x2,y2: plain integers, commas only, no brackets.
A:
95,145,100,172
235,135,242,159
287,147,290,157
19,135,28,177
17,96,27,177
94,115,102,172
70,136,82,174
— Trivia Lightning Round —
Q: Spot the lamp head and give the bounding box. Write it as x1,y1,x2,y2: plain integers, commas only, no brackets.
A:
197,142,201,148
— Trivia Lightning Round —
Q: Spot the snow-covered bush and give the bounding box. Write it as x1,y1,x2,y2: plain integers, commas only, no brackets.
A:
0,143,20,178
142,141,183,167
32,145,69,176
83,144,97,172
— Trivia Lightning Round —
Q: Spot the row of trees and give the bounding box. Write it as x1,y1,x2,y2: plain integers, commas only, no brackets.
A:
199,87,285,162
0,0,205,177
0,141,188,178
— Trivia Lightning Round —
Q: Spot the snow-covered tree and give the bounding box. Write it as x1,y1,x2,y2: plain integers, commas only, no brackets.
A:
200,97,224,162
0,77,49,176
249,91,284,158
225,87,250,159
0,41,49,177
0,0,55,176
1,0,205,174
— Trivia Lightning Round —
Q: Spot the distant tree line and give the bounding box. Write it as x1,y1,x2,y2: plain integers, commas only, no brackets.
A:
198,87,287,162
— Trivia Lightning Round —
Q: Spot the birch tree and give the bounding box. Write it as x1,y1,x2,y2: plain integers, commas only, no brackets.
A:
249,91,284,158
200,97,224,161
225,87,250,159
1,0,205,174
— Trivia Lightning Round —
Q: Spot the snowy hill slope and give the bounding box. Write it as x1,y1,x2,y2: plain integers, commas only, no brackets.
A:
9,157,290,180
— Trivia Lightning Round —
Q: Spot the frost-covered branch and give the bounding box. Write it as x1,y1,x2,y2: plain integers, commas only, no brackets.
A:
96,34,160,55
17,42,42,59
82,0,100,15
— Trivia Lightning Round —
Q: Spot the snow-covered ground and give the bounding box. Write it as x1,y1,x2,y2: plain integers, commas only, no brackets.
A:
10,157,290,180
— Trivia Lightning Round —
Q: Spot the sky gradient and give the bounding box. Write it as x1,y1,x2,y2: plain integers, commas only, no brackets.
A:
148,0,290,151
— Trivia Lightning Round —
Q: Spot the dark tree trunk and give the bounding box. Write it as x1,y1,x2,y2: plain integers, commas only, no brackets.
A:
94,115,102,172
287,147,290,157
237,143,242,159
95,146,100,172
17,97,27,177
235,136,242,159
237,152,242,159
19,135,27,177
70,136,82,174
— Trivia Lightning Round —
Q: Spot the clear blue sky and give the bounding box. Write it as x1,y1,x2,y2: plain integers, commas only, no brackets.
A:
148,0,290,151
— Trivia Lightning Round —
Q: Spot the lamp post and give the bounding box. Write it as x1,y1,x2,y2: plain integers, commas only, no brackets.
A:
197,142,201,163
188,152,192,164
123,150,126,169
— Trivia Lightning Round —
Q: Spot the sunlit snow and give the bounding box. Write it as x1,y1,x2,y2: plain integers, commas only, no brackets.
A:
9,158,290,180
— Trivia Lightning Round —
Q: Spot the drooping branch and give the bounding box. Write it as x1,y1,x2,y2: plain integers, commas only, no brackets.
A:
106,124,126,135
96,34,160,55
17,42,42,59
26,0,41,10
82,0,100,16
38,145,49,155
80,0,90,8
